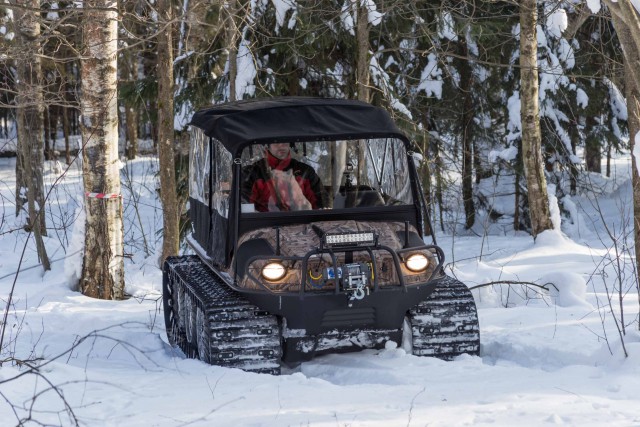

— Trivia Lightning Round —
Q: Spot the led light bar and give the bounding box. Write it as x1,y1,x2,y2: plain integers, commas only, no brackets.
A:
324,232,376,247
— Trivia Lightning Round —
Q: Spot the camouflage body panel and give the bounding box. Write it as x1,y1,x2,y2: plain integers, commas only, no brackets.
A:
229,221,436,292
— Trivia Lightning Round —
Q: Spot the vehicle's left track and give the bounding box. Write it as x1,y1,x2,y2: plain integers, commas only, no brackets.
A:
163,256,282,374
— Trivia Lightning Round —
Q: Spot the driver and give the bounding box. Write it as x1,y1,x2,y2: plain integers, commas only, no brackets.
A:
242,143,328,212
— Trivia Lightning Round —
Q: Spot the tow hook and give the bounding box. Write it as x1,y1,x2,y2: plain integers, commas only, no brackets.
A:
347,281,370,307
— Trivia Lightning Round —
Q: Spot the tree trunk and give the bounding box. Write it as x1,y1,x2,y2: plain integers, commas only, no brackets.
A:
356,2,370,102
15,135,27,216
62,106,71,165
459,38,475,229
224,0,239,101
606,141,612,178
608,4,640,329
585,116,602,173
157,0,180,263
12,0,50,271
43,106,52,161
125,106,138,160
604,1,640,93
569,124,578,195
514,169,521,231
519,0,553,238
433,138,445,233
355,2,371,182
80,0,124,300
418,131,433,236
629,92,640,333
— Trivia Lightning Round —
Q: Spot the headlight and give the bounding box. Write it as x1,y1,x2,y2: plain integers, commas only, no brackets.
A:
405,253,428,272
262,262,286,281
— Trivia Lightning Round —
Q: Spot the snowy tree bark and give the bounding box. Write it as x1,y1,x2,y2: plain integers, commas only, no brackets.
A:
519,0,553,238
80,0,124,300
12,0,50,270
157,0,180,263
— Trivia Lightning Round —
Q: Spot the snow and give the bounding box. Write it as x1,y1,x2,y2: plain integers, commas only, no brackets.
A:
546,184,561,230
605,78,628,121
369,55,412,119
557,38,575,69
340,1,355,35
417,53,443,99
576,87,589,108
174,99,191,131
233,40,257,100
46,2,60,21
1,147,640,426
363,0,383,26
545,8,567,39
587,0,602,14
506,90,521,143
438,10,458,42
270,0,297,32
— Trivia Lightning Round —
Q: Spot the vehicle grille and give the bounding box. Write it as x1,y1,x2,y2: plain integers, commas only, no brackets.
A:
321,307,376,328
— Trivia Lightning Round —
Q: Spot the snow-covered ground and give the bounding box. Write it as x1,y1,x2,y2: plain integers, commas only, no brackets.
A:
1,152,639,427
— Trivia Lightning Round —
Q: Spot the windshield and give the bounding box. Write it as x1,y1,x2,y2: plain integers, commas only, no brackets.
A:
239,138,413,213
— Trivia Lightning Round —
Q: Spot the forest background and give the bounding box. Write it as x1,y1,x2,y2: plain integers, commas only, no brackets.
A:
0,0,639,308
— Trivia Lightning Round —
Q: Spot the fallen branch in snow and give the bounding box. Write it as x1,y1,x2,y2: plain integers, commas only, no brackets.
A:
469,280,558,293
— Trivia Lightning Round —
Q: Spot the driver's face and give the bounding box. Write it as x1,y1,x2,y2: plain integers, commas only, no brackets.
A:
268,143,290,160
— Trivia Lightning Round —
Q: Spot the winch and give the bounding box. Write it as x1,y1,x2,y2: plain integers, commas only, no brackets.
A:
323,262,371,304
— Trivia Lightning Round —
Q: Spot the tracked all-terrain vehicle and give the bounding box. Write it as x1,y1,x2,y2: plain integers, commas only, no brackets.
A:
163,97,480,374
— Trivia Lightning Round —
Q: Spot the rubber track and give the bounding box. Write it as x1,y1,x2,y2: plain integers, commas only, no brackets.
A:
164,256,282,374
408,275,480,360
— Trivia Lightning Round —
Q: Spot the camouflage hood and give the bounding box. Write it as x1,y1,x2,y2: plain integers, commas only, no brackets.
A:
237,220,420,256
233,221,436,291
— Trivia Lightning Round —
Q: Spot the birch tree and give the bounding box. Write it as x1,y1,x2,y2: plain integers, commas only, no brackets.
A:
12,0,50,270
80,0,124,300
519,0,553,237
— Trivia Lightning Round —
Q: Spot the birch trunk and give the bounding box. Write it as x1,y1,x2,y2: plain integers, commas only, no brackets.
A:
157,0,180,263
80,0,124,300
13,0,50,270
519,0,553,238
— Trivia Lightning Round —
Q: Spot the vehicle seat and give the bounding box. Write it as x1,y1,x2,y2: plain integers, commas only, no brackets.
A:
333,186,385,208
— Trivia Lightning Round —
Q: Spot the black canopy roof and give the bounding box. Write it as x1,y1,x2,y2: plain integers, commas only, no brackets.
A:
189,97,408,155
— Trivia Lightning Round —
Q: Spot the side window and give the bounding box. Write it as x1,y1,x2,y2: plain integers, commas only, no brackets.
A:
211,139,232,218
189,127,210,204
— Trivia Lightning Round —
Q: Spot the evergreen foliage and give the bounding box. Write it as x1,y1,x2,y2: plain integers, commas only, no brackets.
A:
0,0,631,237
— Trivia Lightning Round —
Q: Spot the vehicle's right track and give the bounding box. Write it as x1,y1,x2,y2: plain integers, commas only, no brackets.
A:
408,275,481,360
